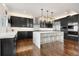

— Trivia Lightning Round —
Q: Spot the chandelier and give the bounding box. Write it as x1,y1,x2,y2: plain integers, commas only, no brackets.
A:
39,8,55,22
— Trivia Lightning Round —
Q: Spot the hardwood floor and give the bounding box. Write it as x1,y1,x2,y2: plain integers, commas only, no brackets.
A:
41,41,64,56
16,39,33,56
64,39,79,56
16,39,79,56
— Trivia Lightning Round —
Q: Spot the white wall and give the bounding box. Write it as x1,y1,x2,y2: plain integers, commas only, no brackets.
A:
0,4,9,32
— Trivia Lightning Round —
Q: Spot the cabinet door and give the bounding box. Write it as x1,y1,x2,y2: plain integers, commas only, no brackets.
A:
10,16,33,27
60,17,67,27
0,40,1,56
27,32,33,38
18,31,27,39
11,16,20,27
1,38,16,56
18,31,33,40
68,15,78,23
29,19,33,27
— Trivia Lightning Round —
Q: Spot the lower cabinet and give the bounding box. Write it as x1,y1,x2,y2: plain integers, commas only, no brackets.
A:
17,31,33,40
1,38,16,56
67,35,78,41
0,40,1,56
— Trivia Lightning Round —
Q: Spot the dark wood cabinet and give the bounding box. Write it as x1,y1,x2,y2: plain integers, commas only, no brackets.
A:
59,17,68,39
1,38,16,56
60,14,79,40
78,15,79,42
10,16,33,27
17,31,33,40
29,19,33,27
67,15,78,40
60,17,68,27
68,15,78,23
0,40,1,56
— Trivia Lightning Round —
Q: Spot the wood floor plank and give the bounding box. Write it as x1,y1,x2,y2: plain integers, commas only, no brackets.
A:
16,39,79,56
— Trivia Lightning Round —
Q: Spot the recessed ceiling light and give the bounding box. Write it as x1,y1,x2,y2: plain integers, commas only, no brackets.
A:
23,10,26,13
64,11,70,14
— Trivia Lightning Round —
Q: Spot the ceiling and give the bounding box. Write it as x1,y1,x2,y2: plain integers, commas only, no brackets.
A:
5,3,79,18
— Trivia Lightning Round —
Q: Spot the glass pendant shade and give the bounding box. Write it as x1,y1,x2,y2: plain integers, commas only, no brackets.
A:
39,9,55,22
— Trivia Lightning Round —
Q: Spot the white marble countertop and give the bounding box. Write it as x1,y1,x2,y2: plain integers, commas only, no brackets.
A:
33,30,64,36
0,31,17,39
34,30,63,33
11,27,34,31
11,27,54,31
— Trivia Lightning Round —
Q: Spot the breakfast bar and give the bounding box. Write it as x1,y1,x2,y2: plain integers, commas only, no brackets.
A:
33,30,64,48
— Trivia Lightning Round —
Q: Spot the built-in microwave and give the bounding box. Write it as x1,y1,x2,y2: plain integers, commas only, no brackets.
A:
68,22,78,31
68,26,73,29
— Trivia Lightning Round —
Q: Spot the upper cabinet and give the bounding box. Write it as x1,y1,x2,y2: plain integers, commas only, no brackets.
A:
60,17,68,27
68,14,79,23
10,16,33,28
60,14,79,27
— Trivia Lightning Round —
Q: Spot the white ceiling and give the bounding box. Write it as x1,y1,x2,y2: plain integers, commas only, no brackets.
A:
5,3,79,18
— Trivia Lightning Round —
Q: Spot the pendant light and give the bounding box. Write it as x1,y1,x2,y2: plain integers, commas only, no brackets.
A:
51,11,55,22
39,9,55,22
41,9,43,17
50,12,53,22
46,10,49,22
40,8,44,21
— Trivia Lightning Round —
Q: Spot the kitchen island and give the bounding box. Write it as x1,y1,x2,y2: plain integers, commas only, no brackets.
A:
33,30,64,48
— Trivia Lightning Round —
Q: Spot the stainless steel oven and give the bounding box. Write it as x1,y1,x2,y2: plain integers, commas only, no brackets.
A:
68,22,78,31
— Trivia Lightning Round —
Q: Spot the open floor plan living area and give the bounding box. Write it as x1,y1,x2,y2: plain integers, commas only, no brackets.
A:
0,3,79,56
